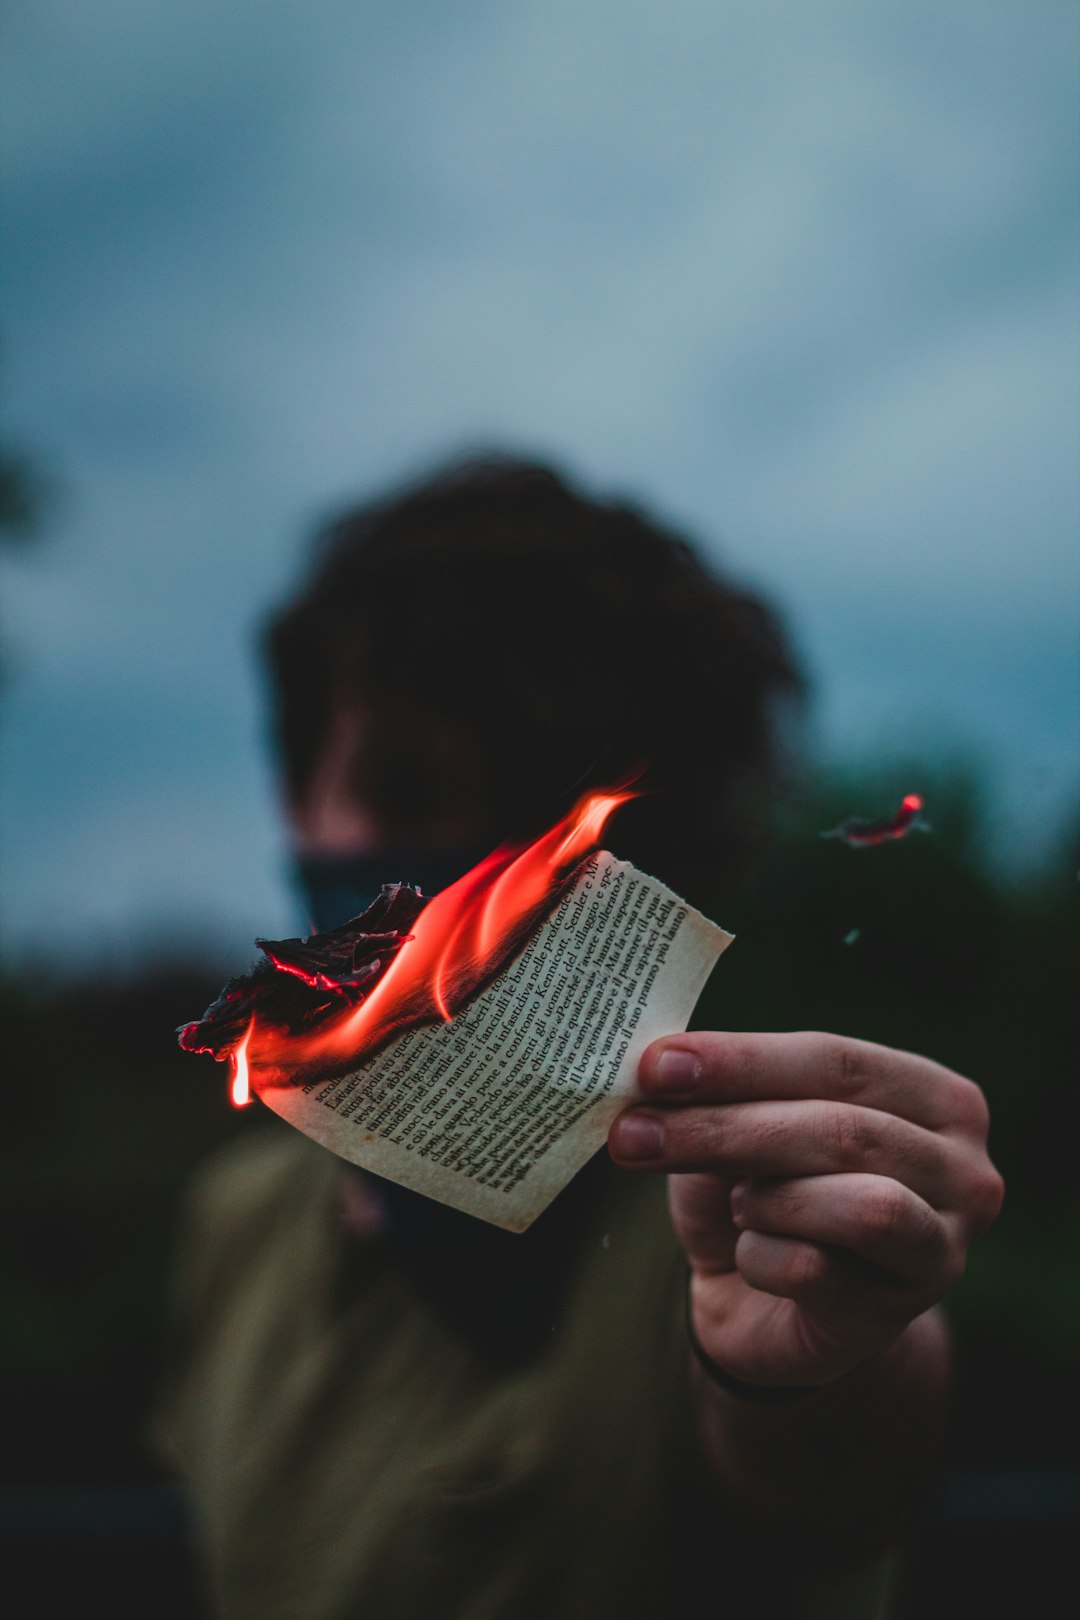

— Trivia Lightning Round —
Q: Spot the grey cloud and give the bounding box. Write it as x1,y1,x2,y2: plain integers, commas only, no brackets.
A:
1,0,1076,963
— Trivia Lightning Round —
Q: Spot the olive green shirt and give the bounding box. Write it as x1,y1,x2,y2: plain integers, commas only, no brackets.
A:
153,1127,896,1619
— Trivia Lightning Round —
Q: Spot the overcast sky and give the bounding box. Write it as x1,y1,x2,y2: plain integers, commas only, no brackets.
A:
2,0,1077,972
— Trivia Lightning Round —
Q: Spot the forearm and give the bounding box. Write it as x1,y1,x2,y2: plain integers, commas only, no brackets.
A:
695,1306,952,1548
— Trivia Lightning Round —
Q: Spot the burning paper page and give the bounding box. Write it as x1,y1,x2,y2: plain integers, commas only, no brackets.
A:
181,795,731,1230
265,856,727,1229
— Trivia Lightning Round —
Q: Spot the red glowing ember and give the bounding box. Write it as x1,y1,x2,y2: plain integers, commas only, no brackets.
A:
179,788,636,1106
822,792,928,849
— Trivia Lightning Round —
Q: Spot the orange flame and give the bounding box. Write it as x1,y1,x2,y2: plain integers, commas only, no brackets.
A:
230,1019,253,1107
239,787,636,1097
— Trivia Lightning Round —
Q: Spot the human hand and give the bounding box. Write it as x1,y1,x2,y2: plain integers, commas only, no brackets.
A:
608,1033,1004,1389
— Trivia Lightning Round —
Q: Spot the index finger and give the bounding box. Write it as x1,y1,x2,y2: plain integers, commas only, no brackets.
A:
638,1031,986,1134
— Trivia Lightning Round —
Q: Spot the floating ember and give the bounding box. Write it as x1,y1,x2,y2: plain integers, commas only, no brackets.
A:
821,792,928,849
179,788,636,1106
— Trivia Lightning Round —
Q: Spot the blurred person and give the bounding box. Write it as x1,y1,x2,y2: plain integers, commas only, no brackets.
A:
152,458,1003,1619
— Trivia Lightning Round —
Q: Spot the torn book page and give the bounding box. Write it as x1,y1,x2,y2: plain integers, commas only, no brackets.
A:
257,852,732,1230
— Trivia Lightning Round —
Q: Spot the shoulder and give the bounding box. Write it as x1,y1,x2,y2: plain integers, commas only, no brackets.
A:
185,1120,333,1225
171,1121,342,1301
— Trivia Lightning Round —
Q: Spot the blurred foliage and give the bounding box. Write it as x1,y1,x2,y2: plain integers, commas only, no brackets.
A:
0,448,50,543
0,443,55,689
0,967,258,1486
1,758,1077,1486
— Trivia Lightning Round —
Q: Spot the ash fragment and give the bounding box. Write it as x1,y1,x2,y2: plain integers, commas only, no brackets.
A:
178,883,426,1059
821,793,929,849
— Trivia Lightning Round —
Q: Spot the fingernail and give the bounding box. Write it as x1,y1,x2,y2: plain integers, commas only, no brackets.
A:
613,1113,665,1160
729,1181,747,1224
651,1047,700,1093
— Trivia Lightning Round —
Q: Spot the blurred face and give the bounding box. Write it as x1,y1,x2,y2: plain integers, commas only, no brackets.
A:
287,698,492,935
289,697,491,856
287,705,382,853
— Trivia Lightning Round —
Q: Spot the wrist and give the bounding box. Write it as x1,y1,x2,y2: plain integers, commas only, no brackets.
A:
685,1273,821,1403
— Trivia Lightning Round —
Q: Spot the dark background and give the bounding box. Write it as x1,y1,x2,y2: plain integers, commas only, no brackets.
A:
2,2,1077,1613
3,768,1077,1614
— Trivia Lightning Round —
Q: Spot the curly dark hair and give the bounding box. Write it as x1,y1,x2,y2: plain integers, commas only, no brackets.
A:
263,455,805,901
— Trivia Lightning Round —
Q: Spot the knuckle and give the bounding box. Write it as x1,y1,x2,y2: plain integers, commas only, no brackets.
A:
679,1108,726,1164
903,1200,952,1275
915,1202,951,1265
951,1076,991,1136
860,1182,911,1243
836,1038,868,1098
791,1241,830,1294
770,1180,811,1225
745,1179,805,1235
970,1165,1006,1230
805,1031,863,1098
820,1102,871,1167
731,1035,767,1092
